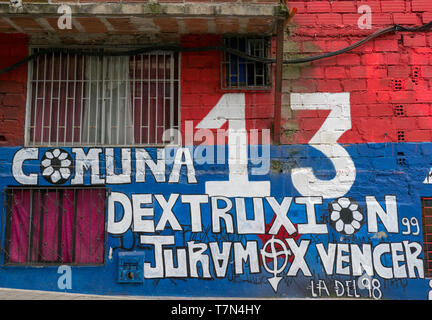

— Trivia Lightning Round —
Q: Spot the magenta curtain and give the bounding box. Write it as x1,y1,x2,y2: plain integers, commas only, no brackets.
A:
74,189,105,264
9,190,31,263
61,190,74,263
30,190,42,262
40,191,60,262
8,188,105,264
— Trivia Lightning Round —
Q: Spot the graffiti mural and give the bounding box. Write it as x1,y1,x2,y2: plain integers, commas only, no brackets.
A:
0,92,430,300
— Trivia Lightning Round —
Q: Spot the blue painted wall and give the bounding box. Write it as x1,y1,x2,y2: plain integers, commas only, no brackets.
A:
0,143,431,299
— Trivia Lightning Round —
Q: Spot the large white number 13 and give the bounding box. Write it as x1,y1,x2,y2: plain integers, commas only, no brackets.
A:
196,92,355,199
290,93,355,198
196,93,270,197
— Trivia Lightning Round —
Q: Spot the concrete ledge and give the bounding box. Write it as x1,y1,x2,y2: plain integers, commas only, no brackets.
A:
0,2,284,41
0,3,283,18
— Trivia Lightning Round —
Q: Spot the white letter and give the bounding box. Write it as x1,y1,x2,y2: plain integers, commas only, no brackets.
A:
187,241,211,278
296,197,328,234
316,243,336,275
164,248,188,278
141,235,174,278
107,192,132,235
373,243,393,279
367,195,399,233
71,148,104,185
209,242,232,277
12,148,38,185
286,239,311,276
155,194,182,231
350,244,373,276
181,195,208,233
391,242,407,279
105,148,131,184
211,196,234,233
235,198,265,234
168,148,197,183
403,241,424,278
336,243,350,275
335,280,345,296
135,148,165,183
267,197,296,235
132,194,154,233
234,241,260,274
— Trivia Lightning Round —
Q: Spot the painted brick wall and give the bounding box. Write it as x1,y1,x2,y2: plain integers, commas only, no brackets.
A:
0,34,28,146
3,0,279,3
0,1,432,299
282,0,432,145
180,34,275,145
0,32,276,147
1,0,431,147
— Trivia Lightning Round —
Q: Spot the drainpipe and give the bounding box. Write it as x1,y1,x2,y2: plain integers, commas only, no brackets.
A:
273,6,297,144
273,18,284,144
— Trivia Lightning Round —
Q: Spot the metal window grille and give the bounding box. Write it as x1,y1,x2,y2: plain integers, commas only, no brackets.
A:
221,36,272,90
421,197,432,277
26,48,180,147
3,187,107,266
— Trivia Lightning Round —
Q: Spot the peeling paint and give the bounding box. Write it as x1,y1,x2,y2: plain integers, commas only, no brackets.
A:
371,231,388,239
270,160,283,173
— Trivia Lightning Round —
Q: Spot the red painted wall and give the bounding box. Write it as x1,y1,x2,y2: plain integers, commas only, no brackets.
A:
180,34,275,145
1,0,432,147
0,33,275,147
282,0,432,145
0,33,28,146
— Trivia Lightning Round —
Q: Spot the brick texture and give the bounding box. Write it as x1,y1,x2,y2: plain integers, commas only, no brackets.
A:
0,34,28,146
180,34,274,143
281,0,432,144
0,0,430,147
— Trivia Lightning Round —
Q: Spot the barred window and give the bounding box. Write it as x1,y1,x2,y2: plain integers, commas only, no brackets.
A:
422,197,432,277
221,36,272,90
26,49,180,146
4,187,107,265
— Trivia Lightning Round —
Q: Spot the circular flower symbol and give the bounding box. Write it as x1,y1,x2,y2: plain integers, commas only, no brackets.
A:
41,148,73,184
329,197,364,235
